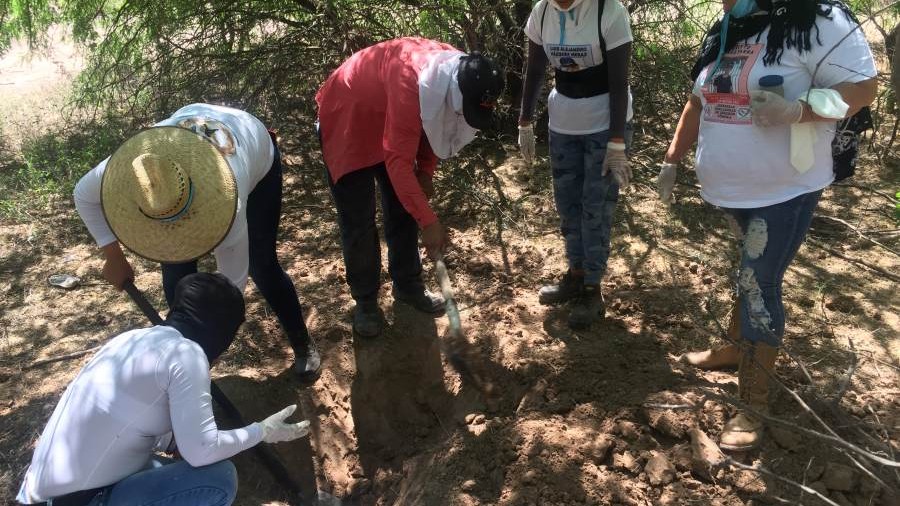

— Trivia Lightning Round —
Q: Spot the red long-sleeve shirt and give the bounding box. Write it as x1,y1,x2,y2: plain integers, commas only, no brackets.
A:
316,38,455,228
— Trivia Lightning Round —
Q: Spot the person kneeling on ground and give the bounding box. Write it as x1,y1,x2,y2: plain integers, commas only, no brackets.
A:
73,104,320,379
316,37,505,337
17,273,310,506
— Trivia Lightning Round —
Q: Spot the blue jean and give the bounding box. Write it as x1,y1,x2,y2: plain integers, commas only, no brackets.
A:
549,126,632,285
722,189,823,347
161,143,311,351
325,162,423,304
85,458,237,506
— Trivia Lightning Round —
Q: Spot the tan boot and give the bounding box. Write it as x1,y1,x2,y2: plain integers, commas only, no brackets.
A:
681,305,742,370
720,342,777,451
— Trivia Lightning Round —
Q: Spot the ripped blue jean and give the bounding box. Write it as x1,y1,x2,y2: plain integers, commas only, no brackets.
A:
722,189,823,347
549,126,632,285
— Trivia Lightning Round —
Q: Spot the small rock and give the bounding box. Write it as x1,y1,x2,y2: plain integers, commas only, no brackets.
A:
689,429,725,482
461,479,477,492
465,413,476,424
473,414,486,425
613,451,642,474
616,420,639,440
671,443,693,472
522,470,538,484
581,435,613,463
769,427,802,450
701,276,715,285
644,452,676,486
822,462,856,492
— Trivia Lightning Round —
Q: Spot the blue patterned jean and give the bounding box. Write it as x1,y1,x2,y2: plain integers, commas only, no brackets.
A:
722,189,823,347
549,126,632,285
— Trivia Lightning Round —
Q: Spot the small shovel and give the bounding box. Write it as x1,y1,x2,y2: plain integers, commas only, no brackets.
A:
434,256,495,400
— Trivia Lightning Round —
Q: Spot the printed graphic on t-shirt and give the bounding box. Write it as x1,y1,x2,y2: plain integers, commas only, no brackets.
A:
699,44,763,125
546,44,599,71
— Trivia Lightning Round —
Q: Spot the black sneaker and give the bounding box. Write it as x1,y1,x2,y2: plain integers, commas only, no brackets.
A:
538,270,584,304
293,340,321,380
353,302,384,338
392,286,445,315
568,284,605,330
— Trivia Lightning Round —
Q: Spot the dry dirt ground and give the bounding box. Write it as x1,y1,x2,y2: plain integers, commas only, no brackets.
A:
1,36,899,506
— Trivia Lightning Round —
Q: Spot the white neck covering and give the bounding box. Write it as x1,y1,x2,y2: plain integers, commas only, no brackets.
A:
418,50,478,160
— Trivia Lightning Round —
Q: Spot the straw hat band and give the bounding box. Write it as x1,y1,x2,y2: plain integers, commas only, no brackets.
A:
131,153,195,221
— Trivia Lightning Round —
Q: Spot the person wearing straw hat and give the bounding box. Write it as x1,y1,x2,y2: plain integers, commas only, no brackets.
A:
316,38,504,338
73,103,321,379
17,273,310,506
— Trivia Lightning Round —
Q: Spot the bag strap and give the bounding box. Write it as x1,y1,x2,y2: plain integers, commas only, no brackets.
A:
598,0,607,54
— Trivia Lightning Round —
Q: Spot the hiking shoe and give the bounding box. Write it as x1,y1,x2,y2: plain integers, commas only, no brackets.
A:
353,302,384,338
293,340,321,380
568,284,605,330
538,270,584,305
392,286,445,315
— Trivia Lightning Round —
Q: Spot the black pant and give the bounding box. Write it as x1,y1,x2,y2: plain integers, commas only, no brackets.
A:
161,145,310,351
327,163,423,304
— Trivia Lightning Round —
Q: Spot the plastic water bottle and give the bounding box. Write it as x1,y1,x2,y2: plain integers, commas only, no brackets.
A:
758,74,785,97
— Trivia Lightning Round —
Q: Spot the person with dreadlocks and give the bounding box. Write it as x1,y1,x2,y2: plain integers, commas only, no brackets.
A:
517,0,635,329
17,273,310,506
657,0,876,451
73,104,321,379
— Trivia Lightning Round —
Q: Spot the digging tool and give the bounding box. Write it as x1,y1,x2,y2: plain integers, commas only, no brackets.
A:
434,257,495,399
121,281,306,501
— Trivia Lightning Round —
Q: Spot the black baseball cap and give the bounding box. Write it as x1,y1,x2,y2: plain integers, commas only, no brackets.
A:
457,51,505,131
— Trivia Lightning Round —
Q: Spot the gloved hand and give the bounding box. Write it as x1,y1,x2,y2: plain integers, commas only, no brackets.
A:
259,405,310,443
602,142,631,188
750,90,803,127
518,124,535,165
657,162,677,203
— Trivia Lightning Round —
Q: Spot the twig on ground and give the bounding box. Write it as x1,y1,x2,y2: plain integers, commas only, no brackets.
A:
25,345,100,369
724,457,840,506
807,239,900,283
816,215,900,258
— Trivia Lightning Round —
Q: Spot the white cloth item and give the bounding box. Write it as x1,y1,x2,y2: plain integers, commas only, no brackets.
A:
790,88,851,173
524,0,634,135
690,12,876,208
16,326,263,503
657,162,677,202
73,103,274,290
418,50,478,159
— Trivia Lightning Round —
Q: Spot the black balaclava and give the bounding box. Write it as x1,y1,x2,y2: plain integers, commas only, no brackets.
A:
165,272,245,362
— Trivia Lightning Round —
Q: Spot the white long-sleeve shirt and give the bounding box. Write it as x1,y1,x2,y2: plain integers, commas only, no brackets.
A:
73,104,274,290
16,326,263,503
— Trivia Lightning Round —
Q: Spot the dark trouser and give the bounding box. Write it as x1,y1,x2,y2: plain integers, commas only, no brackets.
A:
162,145,311,351
722,189,822,348
326,162,423,304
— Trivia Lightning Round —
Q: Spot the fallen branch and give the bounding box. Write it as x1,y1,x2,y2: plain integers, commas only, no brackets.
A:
807,239,900,283
724,457,840,506
25,346,101,369
816,215,900,258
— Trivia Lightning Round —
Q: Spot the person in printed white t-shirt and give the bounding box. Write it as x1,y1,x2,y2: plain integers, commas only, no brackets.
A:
17,273,309,506
73,104,320,379
658,0,876,450
518,0,634,330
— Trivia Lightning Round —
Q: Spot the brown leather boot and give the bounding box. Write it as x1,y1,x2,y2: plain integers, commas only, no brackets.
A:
719,342,777,451
681,304,742,370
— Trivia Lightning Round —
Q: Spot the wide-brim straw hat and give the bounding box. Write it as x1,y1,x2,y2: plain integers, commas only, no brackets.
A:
101,126,237,263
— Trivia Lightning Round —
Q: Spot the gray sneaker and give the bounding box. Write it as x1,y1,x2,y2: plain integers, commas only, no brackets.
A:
538,270,584,304
568,285,605,330
353,302,384,338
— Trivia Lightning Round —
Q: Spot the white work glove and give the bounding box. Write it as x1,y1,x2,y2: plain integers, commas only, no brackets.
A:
750,90,803,127
518,124,536,165
602,141,631,188
259,405,310,443
657,162,677,203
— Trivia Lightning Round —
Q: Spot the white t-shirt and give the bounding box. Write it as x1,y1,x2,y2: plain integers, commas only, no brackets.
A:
691,11,876,208
16,326,263,503
524,0,634,135
73,103,275,290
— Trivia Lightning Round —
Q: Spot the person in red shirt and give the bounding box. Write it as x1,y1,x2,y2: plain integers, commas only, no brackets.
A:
317,37,503,337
